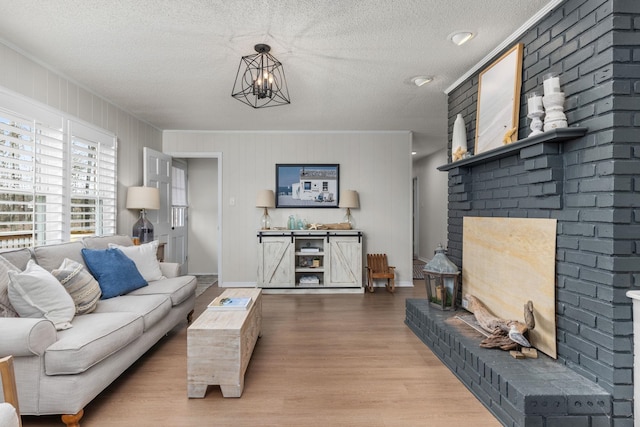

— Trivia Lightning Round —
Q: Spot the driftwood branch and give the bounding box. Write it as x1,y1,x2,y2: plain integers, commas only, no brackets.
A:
465,294,527,334
465,294,535,350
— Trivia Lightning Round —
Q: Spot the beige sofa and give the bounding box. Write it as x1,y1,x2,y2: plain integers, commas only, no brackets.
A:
0,236,196,426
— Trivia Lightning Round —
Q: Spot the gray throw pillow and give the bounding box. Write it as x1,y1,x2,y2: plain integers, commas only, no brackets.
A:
0,255,20,317
52,258,102,315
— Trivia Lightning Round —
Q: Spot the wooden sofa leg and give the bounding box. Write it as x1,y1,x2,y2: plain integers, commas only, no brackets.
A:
187,309,194,324
61,409,83,427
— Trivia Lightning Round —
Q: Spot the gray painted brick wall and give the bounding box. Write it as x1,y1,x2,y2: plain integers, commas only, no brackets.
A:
444,0,639,424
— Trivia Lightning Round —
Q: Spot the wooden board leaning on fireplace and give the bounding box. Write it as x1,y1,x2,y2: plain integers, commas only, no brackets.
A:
462,217,557,358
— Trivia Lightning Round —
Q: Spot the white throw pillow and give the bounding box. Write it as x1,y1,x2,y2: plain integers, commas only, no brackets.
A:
108,240,165,282
8,260,76,330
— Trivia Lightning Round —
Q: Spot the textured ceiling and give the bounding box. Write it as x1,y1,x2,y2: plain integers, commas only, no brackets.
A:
0,0,553,158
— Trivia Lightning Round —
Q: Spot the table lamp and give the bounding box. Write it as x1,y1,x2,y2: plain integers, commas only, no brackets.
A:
256,189,275,230
339,190,359,228
126,186,160,243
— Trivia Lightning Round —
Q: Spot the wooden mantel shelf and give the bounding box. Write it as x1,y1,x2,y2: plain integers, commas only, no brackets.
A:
437,127,588,171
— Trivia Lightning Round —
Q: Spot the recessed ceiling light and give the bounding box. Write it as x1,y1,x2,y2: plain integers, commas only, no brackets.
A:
411,151,417,156
448,31,474,46
411,76,433,87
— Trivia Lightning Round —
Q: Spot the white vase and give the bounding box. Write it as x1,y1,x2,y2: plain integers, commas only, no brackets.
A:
451,114,467,160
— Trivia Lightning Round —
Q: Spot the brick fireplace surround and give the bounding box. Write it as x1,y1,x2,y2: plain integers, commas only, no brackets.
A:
406,0,640,426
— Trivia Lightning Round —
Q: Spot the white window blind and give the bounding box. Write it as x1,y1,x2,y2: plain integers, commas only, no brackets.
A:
0,90,117,248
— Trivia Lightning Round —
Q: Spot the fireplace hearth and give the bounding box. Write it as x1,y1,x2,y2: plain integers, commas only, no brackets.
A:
405,299,611,426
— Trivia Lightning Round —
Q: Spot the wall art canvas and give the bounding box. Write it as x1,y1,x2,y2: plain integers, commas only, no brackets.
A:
275,164,339,208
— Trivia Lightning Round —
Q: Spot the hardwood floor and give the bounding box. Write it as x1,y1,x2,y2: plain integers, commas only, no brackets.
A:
22,282,501,427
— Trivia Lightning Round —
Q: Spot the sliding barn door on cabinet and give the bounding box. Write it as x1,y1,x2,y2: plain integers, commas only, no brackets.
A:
326,235,362,287
257,235,294,287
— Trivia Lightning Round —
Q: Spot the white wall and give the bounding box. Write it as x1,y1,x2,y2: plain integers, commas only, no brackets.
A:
163,130,414,287
186,158,219,275
0,42,163,237
413,148,449,261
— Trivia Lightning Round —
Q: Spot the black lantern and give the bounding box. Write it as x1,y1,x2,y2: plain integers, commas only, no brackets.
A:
423,244,461,310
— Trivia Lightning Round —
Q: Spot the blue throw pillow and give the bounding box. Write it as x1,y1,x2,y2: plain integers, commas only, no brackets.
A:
81,248,148,299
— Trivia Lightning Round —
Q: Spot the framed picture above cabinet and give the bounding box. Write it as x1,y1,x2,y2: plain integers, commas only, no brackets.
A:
275,164,339,208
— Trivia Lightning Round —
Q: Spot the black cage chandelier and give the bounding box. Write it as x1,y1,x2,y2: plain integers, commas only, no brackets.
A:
231,44,291,109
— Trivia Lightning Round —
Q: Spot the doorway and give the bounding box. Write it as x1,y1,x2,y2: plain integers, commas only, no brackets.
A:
184,157,219,275
159,150,222,279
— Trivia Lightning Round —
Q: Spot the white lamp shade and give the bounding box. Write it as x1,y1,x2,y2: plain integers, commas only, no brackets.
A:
339,190,359,209
256,189,275,208
126,186,160,210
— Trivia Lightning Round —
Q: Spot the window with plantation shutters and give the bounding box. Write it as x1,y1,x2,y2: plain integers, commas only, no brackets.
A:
0,90,117,248
69,121,117,238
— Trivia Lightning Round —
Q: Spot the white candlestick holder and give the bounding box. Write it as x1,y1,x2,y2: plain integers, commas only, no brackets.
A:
528,110,545,137
543,92,568,132
526,92,545,137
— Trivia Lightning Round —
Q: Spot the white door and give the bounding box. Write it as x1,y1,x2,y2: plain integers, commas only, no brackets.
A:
413,176,419,257
170,159,189,272
143,147,171,251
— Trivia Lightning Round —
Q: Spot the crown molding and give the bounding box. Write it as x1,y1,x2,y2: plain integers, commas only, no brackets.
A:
445,0,564,94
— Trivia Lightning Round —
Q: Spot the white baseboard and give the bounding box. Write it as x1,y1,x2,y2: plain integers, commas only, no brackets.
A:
218,282,255,288
220,281,416,292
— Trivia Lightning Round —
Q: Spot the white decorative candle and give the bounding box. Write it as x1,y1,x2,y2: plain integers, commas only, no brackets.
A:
543,72,561,95
527,92,543,114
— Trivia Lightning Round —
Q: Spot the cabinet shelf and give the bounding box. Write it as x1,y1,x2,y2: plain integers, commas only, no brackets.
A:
296,283,323,288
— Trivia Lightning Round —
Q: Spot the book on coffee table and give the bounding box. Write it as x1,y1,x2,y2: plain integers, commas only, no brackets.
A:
208,296,252,311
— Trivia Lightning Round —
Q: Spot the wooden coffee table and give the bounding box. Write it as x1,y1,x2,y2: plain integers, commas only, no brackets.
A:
187,288,262,398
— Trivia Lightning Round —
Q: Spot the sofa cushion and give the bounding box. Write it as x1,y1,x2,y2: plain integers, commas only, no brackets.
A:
108,240,164,282
33,241,86,272
0,248,32,271
94,294,172,332
82,235,133,250
8,260,76,330
52,258,102,315
0,256,20,318
128,275,197,307
44,311,143,375
81,248,148,299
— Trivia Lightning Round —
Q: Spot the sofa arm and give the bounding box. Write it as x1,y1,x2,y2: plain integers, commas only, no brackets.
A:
0,318,57,357
159,262,181,278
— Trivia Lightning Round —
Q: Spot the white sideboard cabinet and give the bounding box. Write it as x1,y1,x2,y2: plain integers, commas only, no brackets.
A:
257,230,363,291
